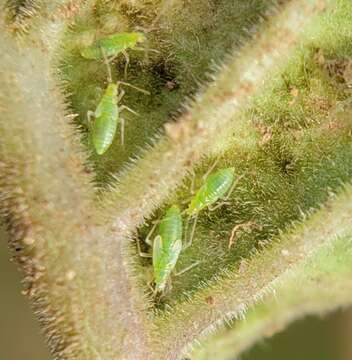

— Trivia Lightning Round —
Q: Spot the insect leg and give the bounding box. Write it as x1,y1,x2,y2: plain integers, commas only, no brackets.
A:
119,105,139,116
134,47,160,53
117,88,125,103
107,54,119,64
208,201,228,212
183,213,190,245
174,260,201,276
136,237,152,258
100,47,113,83
120,117,125,146
190,170,196,194
145,220,159,246
118,103,137,147
87,110,95,123
122,50,130,79
85,110,95,128
183,214,198,250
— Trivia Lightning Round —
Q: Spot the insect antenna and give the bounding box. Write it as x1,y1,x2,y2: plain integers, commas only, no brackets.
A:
117,81,151,95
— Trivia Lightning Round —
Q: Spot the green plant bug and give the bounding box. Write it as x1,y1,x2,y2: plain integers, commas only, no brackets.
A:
187,168,236,216
137,205,199,294
87,82,118,155
185,167,239,246
153,205,183,293
87,80,149,155
80,32,146,77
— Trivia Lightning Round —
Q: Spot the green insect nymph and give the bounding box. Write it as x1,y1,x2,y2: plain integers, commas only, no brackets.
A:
153,205,183,293
187,168,236,216
80,32,146,60
183,167,237,246
87,81,149,155
137,205,200,295
89,83,118,155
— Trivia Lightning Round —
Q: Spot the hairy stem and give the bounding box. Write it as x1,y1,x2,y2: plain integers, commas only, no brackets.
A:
191,227,352,360
0,5,154,359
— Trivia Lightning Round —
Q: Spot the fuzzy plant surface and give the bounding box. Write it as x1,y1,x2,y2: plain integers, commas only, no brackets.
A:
1,0,352,359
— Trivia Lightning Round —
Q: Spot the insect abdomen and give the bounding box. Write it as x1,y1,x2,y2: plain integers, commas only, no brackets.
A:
92,84,118,155
206,168,235,202
92,114,117,155
158,205,182,247
188,168,235,215
153,206,183,292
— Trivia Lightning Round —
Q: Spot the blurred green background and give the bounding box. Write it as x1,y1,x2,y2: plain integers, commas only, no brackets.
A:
1,226,351,360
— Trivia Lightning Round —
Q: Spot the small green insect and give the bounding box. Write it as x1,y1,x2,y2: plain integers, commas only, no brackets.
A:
185,167,238,245
80,32,145,59
187,168,236,216
80,32,146,77
137,205,199,294
152,205,183,293
87,81,148,155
